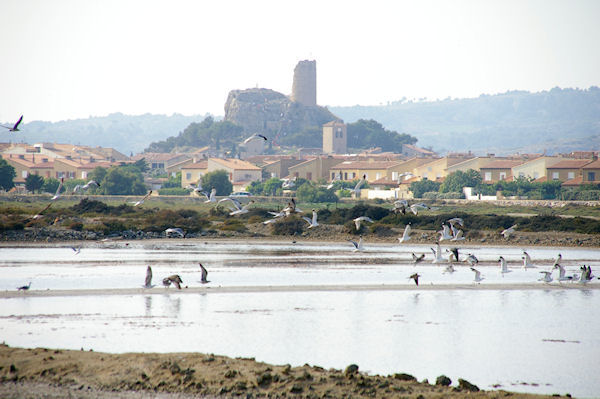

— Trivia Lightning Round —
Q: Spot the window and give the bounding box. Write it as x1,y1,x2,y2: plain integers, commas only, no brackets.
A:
588,172,596,181
376,172,381,180
344,172,348,180
82,171,88,179
22,170,27,178
499,172,506,180
392,172,398,180
306,172,312,180
484,172,492,181
568,172,575,179
186,173,192,179
332,172,336,180
552,172,559,180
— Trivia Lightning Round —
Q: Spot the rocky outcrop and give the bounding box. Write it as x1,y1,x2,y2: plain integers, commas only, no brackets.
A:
223,88,337,137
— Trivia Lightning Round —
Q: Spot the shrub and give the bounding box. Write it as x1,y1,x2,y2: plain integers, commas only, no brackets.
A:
219,219,247,232
66,221,83,231
270,216,304,236
438,191,463,199
422,191,439,199
576,190,600,200
370,224,394,237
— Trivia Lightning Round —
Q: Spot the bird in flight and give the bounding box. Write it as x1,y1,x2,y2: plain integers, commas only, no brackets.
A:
398,223,412,243
143,266,155,288
199,263,210,284
409,273,421,286
51,178,64,201
353,216,373,231
243,133,268,144
1,115,23,132
302,209,319,229
130,190,153,207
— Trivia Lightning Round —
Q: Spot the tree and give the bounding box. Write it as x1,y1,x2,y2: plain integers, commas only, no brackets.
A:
25,174,44,193
88,166,108,185
102,167,147,195
439,169,482,193
409,179,441,198
42,177,60,194
296,182,338,203
347,119,417,152
201,170,232,196
0,159,16,191
162,171,182,188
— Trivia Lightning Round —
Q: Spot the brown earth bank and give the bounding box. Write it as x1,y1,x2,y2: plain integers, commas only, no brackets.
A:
0,344,560,399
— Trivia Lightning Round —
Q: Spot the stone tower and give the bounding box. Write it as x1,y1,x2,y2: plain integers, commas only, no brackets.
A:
323,120,347,154
291,60,317,106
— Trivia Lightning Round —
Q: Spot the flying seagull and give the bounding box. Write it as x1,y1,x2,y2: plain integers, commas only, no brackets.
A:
471,267,484,283
162,274,183,289
353,216,374,231
538,271,553,283
130,190,153,207
351,174,367,198
199,263,210,284
430,242,444,264
398,223,412,243
302,209,319,229
465,253,479,266
243,133,268,144
447,247,460,263
498,256,512,276
409,273,421,286
1,115,23,131
32,202,53,220
165,227,185,238
553,263,574,282
521,251,536,269
71,246,81,255
501,224,518,239
17,281,31,291
409,203,431,215
73,180,100,194
393,199,408,214
228,199,255,216
450,224,465,241
438,224,453,241
347,236,364,252
143,266,155,288
51,178,64,201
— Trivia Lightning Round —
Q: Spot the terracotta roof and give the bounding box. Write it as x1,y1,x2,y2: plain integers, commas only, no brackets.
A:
210,158,261,170
562,176,583,186
400,176,420,185
547,159,594,169
182,161,208,169
582,160,600,169
402,144,436,155
329,161,402,170
131,153,183,162
371,177,399,186
79,161,116,169
480,160,524,169
534,176,548,183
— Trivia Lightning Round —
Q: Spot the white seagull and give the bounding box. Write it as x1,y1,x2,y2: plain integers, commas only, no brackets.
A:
398,223,412,243
538,271,553,283
471,267,484,283
465,253,479,266
202,188,217,203
353,216,374,231
554,253,562,266
71,246,81,255
447,217,464,227
409,203,430,215
450,224,465,241
521,251,536,269
438,224,453,241
443,264,456,274
347,236,365,252
51,178,64,201
302,209,319,229
498,256,512,276
143,266,155,288
1,115,23,131
351,174,367,198
165,227,185,238
501,224,518,238
446,247,460,263
243,133,268,144
130,190,153,207
554,263,574,282
430,242,444,263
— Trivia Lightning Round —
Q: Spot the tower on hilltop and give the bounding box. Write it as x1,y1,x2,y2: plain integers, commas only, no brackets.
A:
291,60,317,106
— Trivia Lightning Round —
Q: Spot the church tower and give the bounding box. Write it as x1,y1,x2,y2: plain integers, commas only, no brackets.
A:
323,120,347,154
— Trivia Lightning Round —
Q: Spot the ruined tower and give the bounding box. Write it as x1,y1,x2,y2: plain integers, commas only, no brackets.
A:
291,60,317,106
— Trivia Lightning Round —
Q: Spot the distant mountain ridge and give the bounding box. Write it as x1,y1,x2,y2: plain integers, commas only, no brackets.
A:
3,113,209,155
330,87,600,155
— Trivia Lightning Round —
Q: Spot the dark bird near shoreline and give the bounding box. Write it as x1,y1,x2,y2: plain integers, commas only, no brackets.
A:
143,266,155,288
1,115,23,131
163,274,183,289
409,273,420,286
17,282,31,291
199,263,210,284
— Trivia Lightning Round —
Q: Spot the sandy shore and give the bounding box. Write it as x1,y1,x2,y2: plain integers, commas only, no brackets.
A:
0,344,559,399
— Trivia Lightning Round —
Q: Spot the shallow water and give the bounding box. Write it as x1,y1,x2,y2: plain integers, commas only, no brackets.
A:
1,240,599,397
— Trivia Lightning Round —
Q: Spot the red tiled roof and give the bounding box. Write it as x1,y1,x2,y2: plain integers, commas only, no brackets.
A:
371,177,399,186
562,176,583,186
330,161,402,170
547,159,593,169
534,176,548,183
582,160,600,169
183,161,208,169
210,158,261,170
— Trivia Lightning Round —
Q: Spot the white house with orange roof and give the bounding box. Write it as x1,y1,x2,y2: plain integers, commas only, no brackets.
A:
207,158,262,191
180,161,208,188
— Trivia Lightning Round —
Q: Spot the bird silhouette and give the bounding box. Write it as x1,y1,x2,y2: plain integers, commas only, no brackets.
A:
1,115,23,131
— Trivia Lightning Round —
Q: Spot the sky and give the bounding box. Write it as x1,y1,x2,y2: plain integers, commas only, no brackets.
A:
1,0,599,123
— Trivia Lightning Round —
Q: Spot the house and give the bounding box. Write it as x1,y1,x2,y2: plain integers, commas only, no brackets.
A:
207,158,262,191
546,159,593,182
445,156,500,175
131,153,190,172
387,157,439,182
180,161,208,188
582,159,600,183
287,156,344,181
166,158,196,178
328,160,402,182
412,156,474,181
261,158,305,179
511,156,563,181
479,160,525,183
402,144,436,158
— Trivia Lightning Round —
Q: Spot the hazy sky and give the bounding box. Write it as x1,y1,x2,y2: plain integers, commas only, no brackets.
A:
1,0,599,122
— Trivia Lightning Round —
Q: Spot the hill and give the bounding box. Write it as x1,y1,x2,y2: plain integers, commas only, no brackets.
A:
4,113,209,155
329,87,600,155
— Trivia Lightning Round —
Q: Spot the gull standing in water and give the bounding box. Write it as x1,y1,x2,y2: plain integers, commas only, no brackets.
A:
143,266,155,288
521,251,536,269
302,209,319,229
409,273,421,286
498,256,512,276
430,242,444,264
347,236,364,252
538,271,553,283
353,216,374,231
471,267,484,283
553,263,574,282
199,263,210,284
398,223,412,243
554,253,562,267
